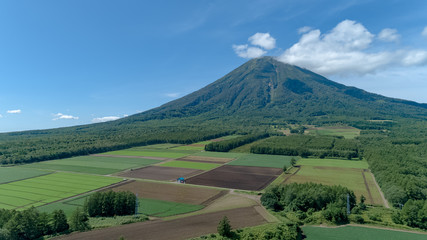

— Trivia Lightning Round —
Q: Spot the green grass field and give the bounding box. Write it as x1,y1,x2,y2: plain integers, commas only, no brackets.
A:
0,172,121,210
192,151,247,159
298,158,369,169
0,167,51,184
302,225,427,240
228,154,293,168
171,145,205,151
19,156,162,175
37,194,89,217
139,198,203,217
313,127,360,139
130,144,184,150
287,165,383,205
101,150,189,159
159,161,220,170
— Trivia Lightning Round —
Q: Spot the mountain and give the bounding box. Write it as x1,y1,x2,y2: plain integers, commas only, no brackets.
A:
2,56,427,164
125,56,427,123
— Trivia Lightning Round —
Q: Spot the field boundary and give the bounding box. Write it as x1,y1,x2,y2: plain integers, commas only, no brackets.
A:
91,154,171,161
361,169,374,204
0,171,53,185
369,171,390,208
282,166,301,184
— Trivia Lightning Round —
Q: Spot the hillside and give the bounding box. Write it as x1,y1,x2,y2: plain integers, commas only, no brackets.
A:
1,56,427,165
126,56,427,123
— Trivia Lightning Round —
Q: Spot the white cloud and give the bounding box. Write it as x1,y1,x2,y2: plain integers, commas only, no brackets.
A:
233,44,266,58
422,26,427,37
298,26,312,34
378,28,400,42
0,114,2,118
278,20,427,76
53,113,79,120
92,116,120,123
248,33,276,50
165,93,181,98
7,109,21,114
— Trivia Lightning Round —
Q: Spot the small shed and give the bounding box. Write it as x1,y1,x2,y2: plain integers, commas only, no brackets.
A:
177,177,186,183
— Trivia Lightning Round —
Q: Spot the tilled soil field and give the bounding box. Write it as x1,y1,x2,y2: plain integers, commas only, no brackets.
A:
186,165,282,191
58,206,267,240
117,166,204,181
110,180,227,205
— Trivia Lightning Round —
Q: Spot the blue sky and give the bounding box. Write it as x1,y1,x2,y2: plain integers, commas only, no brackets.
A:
1,0,426,132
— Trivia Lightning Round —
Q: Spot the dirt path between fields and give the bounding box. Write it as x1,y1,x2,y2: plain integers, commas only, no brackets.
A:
306,224,427,235
361,170,374,204
368,171,390,208
282,166,301,184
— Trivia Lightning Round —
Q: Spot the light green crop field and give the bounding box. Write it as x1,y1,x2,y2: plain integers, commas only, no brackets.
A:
0,167,51,184
228,154,293,168
171,145,205,151
139,198,203,217
20,156,162,175
38,195,89,217
302,226,427,240
101,150,189,159
159,161,220,170
313,127,360,139
0,172,121,210
298,158,369,169
131,144,184,150
192,151,247,159
286,165,383,205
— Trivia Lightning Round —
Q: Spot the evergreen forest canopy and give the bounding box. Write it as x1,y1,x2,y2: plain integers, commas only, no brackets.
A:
0,56,426,209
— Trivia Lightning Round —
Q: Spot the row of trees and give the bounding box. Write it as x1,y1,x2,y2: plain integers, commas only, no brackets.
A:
0,207,87,240
85,191,136,217
204,133,270,152
250,136,360,159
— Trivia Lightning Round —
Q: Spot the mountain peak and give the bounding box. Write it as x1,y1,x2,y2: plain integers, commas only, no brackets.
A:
132,57,427,123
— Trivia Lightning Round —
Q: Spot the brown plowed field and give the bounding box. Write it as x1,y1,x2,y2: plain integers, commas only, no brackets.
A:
186,165,282,191
110,180,227,205
178,155,234,163
58,206,267,240
117,166,204,181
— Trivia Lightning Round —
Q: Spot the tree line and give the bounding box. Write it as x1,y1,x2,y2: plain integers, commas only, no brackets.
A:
250,135,360,159
85,191,136,217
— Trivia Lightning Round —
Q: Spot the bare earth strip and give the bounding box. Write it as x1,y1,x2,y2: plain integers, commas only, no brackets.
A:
91,154,171,161
361,170,374,204
109,180,226,205
117,166,204,181
58,206,267,240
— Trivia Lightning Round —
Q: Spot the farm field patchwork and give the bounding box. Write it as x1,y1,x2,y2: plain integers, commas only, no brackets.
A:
297,158,369,169
19,156,162,175
285,166,383,205
59,206,267,240
228,154,293,168
0,167,51,184
302,225,427,240
101,150,189,159
117,166,204,181
158,160,220,170
110,180,227,205
186,165,283,191
0,172,121,210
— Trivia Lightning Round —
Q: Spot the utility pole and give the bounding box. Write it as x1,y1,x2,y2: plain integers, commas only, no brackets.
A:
347,193,350,215
135,193,139,217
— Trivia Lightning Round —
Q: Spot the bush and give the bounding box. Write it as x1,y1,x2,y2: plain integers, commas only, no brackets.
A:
322,203,349,224
217,216,232,238
351,215,365,224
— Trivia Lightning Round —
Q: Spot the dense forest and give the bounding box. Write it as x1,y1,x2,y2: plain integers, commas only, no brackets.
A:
250,135,360,159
